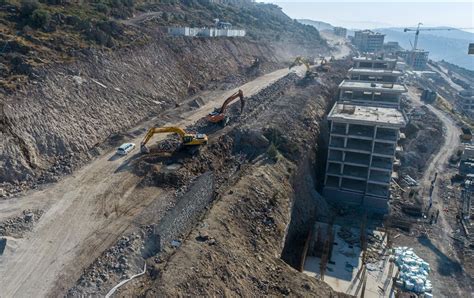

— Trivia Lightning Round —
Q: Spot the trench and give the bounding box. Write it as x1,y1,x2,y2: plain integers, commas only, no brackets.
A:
280,147,331,269
280,95,336,270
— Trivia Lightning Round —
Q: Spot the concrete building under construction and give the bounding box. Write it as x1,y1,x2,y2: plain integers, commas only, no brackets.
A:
323,55,408,212
348,68,402,83
353,56,397,70
333,27,347,38
338,81,407,108
459,89,474,117
397,50,429,70
323,104,406,211
348,56,403,84
353,30,385,53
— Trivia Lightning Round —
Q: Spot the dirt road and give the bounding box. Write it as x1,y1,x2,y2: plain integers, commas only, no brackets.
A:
427,64,464,92
0,65,308,297
405,88,472,296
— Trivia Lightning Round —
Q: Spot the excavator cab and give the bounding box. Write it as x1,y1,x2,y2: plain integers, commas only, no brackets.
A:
207,90,244,126
182,135,194,144
209,108,220,116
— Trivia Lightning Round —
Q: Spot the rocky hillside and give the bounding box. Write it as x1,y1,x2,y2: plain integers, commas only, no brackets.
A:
0,1,329,195
0,0,326,92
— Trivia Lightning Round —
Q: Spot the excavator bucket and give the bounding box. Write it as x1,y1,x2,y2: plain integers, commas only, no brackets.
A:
140,144,150,154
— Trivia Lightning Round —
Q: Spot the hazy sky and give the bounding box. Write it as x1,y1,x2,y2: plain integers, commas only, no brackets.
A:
259,1,474,30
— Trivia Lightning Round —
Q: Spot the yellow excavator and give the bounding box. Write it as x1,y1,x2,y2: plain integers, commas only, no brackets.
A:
140,126,208,153
289,56,311,72
289,56,314,78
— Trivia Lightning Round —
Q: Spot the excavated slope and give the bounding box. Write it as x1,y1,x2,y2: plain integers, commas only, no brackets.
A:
1,37,302,192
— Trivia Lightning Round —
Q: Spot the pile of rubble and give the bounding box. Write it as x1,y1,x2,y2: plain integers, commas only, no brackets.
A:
68,229,151,296
399,105,443,179
0,209,44,237
1,152,82,198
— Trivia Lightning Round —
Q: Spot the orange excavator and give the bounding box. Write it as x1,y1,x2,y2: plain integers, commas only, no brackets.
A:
206,89,245,126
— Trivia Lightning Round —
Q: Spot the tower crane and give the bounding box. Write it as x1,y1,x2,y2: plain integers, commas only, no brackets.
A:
404,23,474,51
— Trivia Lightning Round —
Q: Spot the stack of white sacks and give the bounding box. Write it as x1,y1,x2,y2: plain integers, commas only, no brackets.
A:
393,247,432,295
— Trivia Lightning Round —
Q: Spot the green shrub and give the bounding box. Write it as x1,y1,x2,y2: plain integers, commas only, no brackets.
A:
86,28,108,45
110,7,132,19
109,0,122,8
20,0,39,18
30,9,50,28
75,18,92,31
97,20,123,37
95,2,110,14
121,0,134,8
45,0,65,4
267,143,279,162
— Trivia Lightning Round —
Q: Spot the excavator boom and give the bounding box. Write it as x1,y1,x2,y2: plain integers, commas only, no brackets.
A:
207,90,245,125
289,56,310,72
219,90,244,114
140,126,207,153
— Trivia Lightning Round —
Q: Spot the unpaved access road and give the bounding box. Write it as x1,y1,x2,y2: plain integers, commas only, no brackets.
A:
0,65,308,297
427,64,464,92
403,88,472,296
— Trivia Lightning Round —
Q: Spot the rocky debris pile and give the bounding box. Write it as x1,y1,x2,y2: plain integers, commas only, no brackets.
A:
0,209,44,237
0,151,84,198
137,133,245,192
188,73,301,136
148,138,181,153
231,128,270,159
68,229,152,296
399,105,443,179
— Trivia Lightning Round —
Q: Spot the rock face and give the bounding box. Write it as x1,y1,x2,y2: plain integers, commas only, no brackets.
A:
0,37,296,193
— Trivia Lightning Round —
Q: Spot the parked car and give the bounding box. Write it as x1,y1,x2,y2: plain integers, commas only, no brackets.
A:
116,143,136,155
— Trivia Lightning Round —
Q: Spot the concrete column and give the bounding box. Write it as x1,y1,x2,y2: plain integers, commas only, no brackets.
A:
365,126,378,193
324,120,333,186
